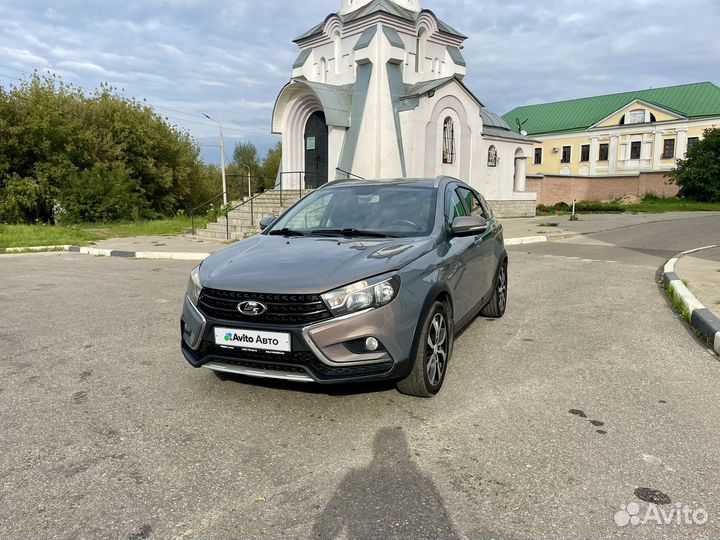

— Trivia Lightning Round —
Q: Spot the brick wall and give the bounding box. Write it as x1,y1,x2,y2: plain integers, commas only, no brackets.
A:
526,172,679,206
487,200,537,218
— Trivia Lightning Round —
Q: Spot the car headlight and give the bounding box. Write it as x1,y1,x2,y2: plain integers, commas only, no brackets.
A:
322,274,400,316
186,266,203,305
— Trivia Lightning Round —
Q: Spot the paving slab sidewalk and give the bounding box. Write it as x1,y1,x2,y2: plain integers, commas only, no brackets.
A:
675,245,720,320
94,235,228,254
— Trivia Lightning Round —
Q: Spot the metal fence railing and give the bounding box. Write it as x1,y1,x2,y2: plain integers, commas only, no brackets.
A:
188,172,337,239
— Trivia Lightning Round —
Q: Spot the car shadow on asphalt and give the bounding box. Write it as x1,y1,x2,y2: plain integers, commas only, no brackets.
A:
213,371,398,397
312,427,460,540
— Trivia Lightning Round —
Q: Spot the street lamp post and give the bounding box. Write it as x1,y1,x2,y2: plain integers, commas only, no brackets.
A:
202,113,228,206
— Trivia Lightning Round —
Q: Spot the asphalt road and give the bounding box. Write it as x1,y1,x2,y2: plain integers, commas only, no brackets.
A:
1,213,720,540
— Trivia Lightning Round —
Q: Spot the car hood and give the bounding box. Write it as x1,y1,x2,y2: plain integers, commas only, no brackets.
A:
200,234,435,294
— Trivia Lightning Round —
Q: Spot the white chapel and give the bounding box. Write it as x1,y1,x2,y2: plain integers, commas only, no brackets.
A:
272,0,537,216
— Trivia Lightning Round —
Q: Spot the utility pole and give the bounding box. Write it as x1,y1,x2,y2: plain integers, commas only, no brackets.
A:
203,113,228,206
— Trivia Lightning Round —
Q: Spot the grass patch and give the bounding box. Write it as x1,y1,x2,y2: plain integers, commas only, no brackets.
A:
624,197,720,213
666,285,691,323
0,216,197,249
538,196,720,216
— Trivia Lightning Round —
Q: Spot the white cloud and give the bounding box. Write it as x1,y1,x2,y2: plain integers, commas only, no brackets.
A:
0,0,718,159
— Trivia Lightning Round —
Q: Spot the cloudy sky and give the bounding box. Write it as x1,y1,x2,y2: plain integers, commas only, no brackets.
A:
1,0,719,163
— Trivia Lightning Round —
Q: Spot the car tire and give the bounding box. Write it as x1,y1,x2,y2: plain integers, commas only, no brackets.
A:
481,260,507,318
397,300,453,398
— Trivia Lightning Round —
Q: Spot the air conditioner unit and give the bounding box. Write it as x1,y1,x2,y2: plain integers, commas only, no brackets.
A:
552,147,560,153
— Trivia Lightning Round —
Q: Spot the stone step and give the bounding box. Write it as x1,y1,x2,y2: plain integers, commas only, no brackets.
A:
193,189,315,240
216,215,278,227
206,222,258,234
194,229,239,241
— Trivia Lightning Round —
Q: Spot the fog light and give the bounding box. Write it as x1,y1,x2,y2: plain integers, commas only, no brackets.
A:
365,337,380,352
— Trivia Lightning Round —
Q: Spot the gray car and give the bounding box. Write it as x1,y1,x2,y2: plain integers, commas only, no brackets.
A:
181,177,507,397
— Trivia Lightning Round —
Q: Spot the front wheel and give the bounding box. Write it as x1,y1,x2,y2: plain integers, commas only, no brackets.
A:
481,261,507,318
397,301,453,398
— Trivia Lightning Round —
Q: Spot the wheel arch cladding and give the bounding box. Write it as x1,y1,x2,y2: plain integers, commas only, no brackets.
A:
408,284,454,366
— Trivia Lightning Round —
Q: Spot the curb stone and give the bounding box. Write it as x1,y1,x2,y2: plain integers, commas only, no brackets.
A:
67,246,210,261
663,245,720,355
0,245,71,254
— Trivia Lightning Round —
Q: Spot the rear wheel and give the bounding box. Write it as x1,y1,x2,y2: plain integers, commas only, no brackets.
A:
397,301,453,398
481,261,507,318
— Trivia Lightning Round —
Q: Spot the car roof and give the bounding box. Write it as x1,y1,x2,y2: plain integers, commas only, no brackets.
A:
322,176,464,189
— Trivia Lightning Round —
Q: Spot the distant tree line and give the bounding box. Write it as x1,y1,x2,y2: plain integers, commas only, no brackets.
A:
0,74,280,224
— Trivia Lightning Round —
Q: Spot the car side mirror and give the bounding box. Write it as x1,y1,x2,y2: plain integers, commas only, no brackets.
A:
451,216,487,237
259,216,277,231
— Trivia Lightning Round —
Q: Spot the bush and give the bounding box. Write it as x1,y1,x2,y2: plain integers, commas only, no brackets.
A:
0,174,53,224
672,127,720,202
575,200,624,213
59,163,153,223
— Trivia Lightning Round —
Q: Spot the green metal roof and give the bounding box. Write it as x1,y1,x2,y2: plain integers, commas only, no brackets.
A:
502,82,720,136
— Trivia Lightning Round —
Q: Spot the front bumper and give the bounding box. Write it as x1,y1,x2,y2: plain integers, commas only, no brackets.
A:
181,296,414,384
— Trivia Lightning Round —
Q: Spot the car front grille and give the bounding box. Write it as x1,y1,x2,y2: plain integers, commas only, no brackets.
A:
198,288,333,325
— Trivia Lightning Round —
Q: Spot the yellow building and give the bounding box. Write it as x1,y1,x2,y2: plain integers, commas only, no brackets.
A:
503,82,720,176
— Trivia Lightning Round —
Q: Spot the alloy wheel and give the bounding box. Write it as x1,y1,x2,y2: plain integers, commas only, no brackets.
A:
426,313,448,386
497,265,507,313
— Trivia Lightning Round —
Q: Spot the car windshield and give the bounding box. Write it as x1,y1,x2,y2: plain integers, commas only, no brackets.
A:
267,184,437,238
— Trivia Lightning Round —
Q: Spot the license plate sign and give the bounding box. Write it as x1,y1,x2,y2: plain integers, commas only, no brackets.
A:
214,327,292,353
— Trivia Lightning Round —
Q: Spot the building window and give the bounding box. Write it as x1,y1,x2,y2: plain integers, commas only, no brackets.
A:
561,146,571,163
318,57,327,82
488,145,498,167
662,139,676,159
627,109,646,124
687,137,700,151
534,148,542,165
416,28,428,73
599,143,609,161
333,31,342,74
630,141,642,160
580,144,590,162
442,117,456,164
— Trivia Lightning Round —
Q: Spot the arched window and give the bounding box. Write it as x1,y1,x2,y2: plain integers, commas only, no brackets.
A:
318,57,327,82
442,117,456,164
416,27,428,73
488,145,499,167
333,31,342,74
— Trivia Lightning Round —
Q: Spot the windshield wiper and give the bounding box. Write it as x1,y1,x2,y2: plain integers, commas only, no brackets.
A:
268,228,306,237
310,228,402,239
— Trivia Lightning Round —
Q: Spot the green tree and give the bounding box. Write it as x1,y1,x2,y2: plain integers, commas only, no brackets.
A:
0,174,52,224
260,142,282,191
0,73,220,223
672,127,720,202
228,141,262,196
